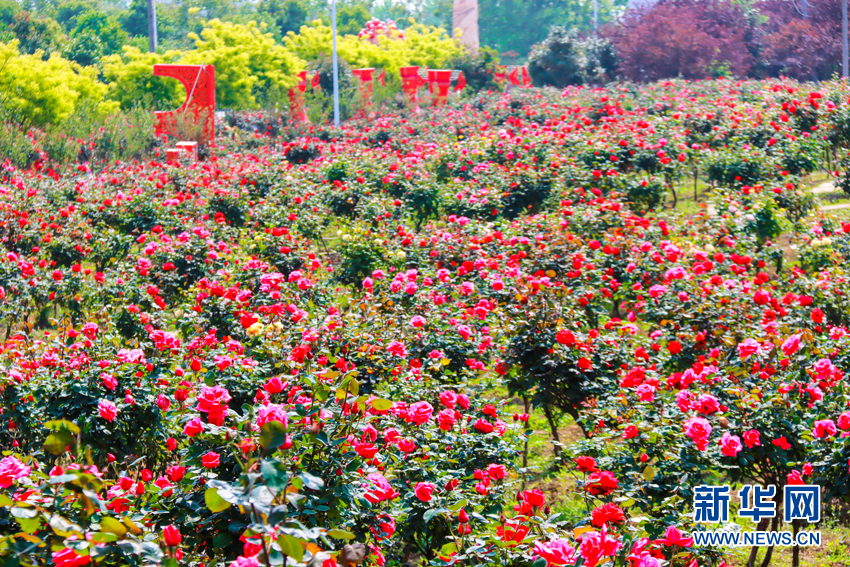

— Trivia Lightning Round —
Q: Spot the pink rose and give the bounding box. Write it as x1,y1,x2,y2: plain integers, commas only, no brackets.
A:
781,333,801,356
0,455,31,488
363,473,399,503
98,400,118,422
719,433,742,457
436,409,457,431
257,404,288,429
579,525,622,567
406,401,433,425
533,539,575,566
813,358,836,379
737,338,762,359
814,419,837,438
684,417,712,451
439,390,458,408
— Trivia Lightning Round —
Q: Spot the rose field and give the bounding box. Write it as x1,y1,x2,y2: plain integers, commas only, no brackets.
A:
5,78,850,567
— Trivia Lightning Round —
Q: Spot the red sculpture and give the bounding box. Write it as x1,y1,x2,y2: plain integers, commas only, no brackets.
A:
289,70,309,124
496,65,533,88
427,70,454,106
352,68,375,113
153,64,216,145
399,66,423,107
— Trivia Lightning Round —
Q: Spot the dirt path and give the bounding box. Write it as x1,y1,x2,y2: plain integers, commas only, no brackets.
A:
813,180,850,212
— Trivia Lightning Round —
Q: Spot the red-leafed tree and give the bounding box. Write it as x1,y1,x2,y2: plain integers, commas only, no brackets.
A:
759,0,840,80
605,0,758,82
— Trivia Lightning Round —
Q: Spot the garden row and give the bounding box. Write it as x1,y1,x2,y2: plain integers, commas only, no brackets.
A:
1,79,850,567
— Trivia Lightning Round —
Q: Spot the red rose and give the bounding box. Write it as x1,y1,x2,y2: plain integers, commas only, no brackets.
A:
201,451,220,468
163,525,182,547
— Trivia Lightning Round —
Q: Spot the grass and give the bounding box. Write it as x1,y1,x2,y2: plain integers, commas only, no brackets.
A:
724,526,850,567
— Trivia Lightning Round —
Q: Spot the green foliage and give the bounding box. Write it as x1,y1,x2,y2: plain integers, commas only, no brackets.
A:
0,0,22,25
0,39,114,125
54,0,97,32
257,0,309,38
444,45,500,92
285,19,460,81
528,27,617,88
479,0,626,61
101,46,185,111
8,10,66,56
335,2,370,35
184,19,305,108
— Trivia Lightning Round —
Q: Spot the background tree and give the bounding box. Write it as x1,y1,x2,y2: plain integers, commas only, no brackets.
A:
479,0,626,63
606,0,757,81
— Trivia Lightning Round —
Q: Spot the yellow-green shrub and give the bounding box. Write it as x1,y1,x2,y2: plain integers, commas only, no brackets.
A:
101,46,186,110
284,19,461,81
0,39,114,125
183,19,305,108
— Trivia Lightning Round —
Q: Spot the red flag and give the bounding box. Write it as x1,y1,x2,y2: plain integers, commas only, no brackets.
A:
311,73,321,89
455,71,466,92
508,67,520,86
521,66,532,87
377,69,386,86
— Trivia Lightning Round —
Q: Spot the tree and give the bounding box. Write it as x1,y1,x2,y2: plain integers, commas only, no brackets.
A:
9,11,66,55
54,0,97,32
606,0,757,81
759,0,842,79
120,0,149,37
527,27,586,87
478,0,626,61
0,0,21,26
257,0,309,38
336,2,370,35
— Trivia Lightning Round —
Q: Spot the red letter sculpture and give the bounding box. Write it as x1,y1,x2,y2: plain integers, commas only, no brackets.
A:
289,70,309,124
399,66,422,108
352,68,375,116
153,64,216,146
427,69,454,107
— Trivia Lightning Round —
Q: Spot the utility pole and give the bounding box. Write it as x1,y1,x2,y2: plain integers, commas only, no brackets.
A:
331,0,340,127
593,0,598,37
841,0,847,79
147,0,157,53
801,0,806,18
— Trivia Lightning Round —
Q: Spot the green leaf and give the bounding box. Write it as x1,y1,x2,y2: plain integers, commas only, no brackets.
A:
101,516,128,536
299,472,324,490
423,508,443,523
44,420,80,435
0,494,14,507
260,421,288,449
205,488,232,513
448,499,468,512
17,516,41,533
261,459,290,493
44,430,74,456
532,558,548,567
276,534,304,561
326,528,355,540
370,398,393,411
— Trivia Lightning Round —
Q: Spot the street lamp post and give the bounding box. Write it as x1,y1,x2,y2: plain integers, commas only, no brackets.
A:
841,0,847,79
593,0,597,37
331,0,340,127
147,0,157,53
